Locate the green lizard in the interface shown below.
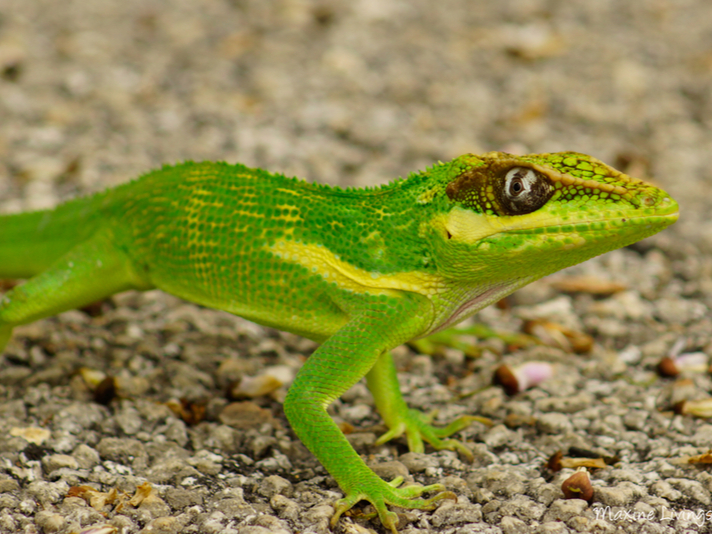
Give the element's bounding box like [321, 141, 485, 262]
[0, 152, 677, 531]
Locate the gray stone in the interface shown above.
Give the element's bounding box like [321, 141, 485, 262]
[483, 425, 514, 449]
[472, 487, 497, 504]
[527, 478, 560, 507]
[238, 528, 274, 534]
[146, 458, 201, 484]
[469, 443, 498, 466]
[369, 460, 409, 482]
[249, 514, 292, 534]
[26, 481, 68, 504]
[344, 431, 377, 449]
[667, 478, 711, 505]
[34, 510, 65, 532]
[163, 417, 189, 447]
[164, 487, 205, 509]
[0, 400, 27, 421]
[72, 444, 101, 470]
[0, 495, 19, 510]
[115, 404, 144, 436]
[254, 451, 293, 472]
[498, 495, 546, 522]
[654, 297, 707, 325]
[269, 494, 300, 521]
[301, 504, 333, 531]
[58, 496, 106, 525]
[500, 516, 530, 534]
[537, 413, 573, 434]
[622, 410, 648, 430]
[0, 475, 20, 493]
[96, 437, 147, 464]
[188, 451, 223, 476]
[256, 475, 293, 498]
[535, 521, 571, 534]
[54, 403, 109, 434]
[0, 510, 17, 532]
[42, 454, 79, 474]
[400, 452, 439, 473]
[431, 499, 483, 526]
[141, 516, 188, 534]
[593, 482, 645, 506]
[441, 475, 472, 500]
[542, 499, 588, 522]
[481, 470, 527, 498]
[535, 394, 593, 414]
[649, 480, 682, 501]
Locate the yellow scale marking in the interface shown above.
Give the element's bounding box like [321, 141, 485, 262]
[269, 239, 445, 298]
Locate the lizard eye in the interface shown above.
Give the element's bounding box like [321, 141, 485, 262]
[499, 167, 552, 215]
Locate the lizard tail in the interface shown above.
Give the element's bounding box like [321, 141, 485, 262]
[0, 195, 102, 279]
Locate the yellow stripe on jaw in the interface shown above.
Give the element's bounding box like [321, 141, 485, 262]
[440, 206, 574, 245]
[268, 239, 445, 297]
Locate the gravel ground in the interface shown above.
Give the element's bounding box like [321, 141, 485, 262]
[2, 1, 712, 533]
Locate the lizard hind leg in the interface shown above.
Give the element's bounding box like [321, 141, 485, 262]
[366, 351, 490, 462]
[0, 229, 153, 352]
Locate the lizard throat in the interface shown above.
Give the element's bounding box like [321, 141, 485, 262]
[426, 278, 532, 336]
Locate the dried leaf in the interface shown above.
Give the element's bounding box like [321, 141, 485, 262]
[546, 450, 608, 472]
[675, 398, 712, 418]
[128, 482, 155, 507]
[165, 398, 207, 426]
[10, 427, 51, 445]
[77, 525, 118, 534]
[551, 276, 626, 296]
[523, 319, 593, 353]
[504, 413, 537, 428]
[218, 401, 278, 430]
[560, 457, 608, 470]
[230, 374, 283, 398]
[93, 376, 118, 405]
[78, 367, 107, 388]
[67, 486, 120, 511]
[547, 451, 563, 472]
[686, 451, 712, 464]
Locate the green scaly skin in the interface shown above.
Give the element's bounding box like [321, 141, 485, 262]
[0, 152, 678, 532]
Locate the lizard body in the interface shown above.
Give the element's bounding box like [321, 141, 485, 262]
[0, 152, 678, 531]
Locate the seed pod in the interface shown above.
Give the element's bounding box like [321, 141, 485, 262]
[561, 468, 594, 503]
[494, 361, 553, 395]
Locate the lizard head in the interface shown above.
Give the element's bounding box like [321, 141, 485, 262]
[424, 151, 679, 284]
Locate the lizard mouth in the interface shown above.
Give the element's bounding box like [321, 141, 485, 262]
[443, 194, 678, 245]
[508, 197, 679, 237]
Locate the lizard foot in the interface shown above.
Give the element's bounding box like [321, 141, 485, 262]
[376, 408, 491, 462]
[331, 476, 456, 533]
[408, 324, 537, 357]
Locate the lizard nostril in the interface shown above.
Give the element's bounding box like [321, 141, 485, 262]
[642, 195, 656, 207]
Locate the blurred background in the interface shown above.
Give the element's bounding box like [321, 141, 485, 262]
[2, 2, 712, 531]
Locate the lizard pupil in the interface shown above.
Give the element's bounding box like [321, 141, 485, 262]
[504, 167, 535, 200]
[500, 166, 552, 215]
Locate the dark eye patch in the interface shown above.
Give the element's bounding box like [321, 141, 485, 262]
[446, 162, 554, 216]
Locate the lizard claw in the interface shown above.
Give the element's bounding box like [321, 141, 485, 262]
[330, 477, 456, 533]
[375, 409, 490, 462]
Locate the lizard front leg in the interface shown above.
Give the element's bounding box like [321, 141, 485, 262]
[282, 292, 455, 533]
